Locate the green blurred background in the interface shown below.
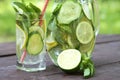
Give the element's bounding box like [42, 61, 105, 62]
[0, 0, 120, 43]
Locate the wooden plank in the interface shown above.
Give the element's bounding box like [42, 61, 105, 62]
[0, 40, 120, 80]
[0, 56, 120, 80]
[0, 42, 16, 57]
[96, 34, 120, 44]
[0, 35, 120, 57]
[93, 41, 120, 66]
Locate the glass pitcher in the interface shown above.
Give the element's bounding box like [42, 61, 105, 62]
[46, 0, 99, 66]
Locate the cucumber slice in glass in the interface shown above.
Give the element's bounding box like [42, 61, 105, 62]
[57, 49, 81, 73]
[57, 1, 81, 24]
[27, 32, 43, 55]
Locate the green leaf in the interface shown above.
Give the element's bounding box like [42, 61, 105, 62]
[58, 24, 72, 33]
[53, 3, 62, 15]
[84, 68, 91, 78]
[13, 2, 28, 12]
[88, 61, 95, 76]
[29, 3, 41, 14]
[48, 18, 58, 31]
[13, 6, 19, 13]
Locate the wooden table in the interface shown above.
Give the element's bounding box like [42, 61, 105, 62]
[0, 35, 120, 80]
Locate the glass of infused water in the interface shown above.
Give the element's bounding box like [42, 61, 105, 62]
[13, 1, 47, 72]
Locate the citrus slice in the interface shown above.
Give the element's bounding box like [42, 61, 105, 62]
[57, 1, 81, 24]
[27, 32, 43, 55]
[57, 49, 81, 73]
[76, 21, 94, 44]
[46, 32, 58, 51]
[79, 37, 95, 54]
[16, 25, 27, 49]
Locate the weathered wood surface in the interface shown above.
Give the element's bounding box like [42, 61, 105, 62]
[0, 35, 120, 80]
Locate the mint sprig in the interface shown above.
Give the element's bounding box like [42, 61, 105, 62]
[13, 1, 41, 33]
[80, 54, 95, 78]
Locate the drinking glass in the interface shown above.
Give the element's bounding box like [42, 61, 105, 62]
[14, 0, 47, 72]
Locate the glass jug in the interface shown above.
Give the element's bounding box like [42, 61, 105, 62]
[46, 0, 99, 66]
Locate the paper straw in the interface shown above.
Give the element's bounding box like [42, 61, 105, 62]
[39, 0, 49, 26]
[20, 50, 27, 63]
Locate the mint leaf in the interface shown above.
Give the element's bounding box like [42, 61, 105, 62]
[13, 2, 28, 12]
[89, 61, 95, 77]
[84, 68, 91, 78]
[53, 3, 62, 15]
[29, 3, 41, 14]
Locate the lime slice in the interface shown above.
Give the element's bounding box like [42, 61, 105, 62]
[57, 1, 81, 24]
[16, 25, 27, 49]
[79, 37, 95, 54]
[57, 49, 81, 73]
[76, 21, 94, 44]
[46, 32, 58, 51]
[27, 32, 43, 55]
[29, 26, 44, 39]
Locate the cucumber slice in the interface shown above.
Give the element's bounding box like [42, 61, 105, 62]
[57, 49, 81, 73]
[57, 1, 81, 24]
[82, 3, 91, 20]
[27, 32, 43, 55]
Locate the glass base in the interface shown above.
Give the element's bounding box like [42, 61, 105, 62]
[16, 61, 46, 72]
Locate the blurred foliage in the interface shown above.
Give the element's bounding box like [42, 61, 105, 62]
[0, 0, 15, 42]
[0, 0, 120, 42]
[99, 0, 120, 34]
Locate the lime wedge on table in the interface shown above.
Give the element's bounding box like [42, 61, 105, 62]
[16, 26, 27, 49]
[57, 1, 81, 24]
[76, 21, 94, 44]
[27, 32, 43, 55]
